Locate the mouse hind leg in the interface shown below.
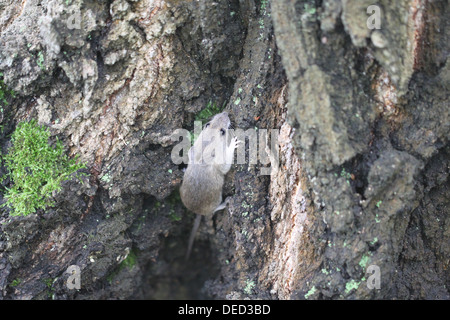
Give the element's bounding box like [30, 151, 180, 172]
[213, 196, 232, 213]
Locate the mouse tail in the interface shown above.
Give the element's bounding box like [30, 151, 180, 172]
[185, 214, 202, 260]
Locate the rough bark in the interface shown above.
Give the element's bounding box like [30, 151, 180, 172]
[271, 0, 449, 299]
[0, 0, 448, 300]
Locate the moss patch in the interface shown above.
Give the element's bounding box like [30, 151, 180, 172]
[195, 101, 225, 124]
[1, 120, 86, 216]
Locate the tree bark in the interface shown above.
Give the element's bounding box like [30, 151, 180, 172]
[0, 0, 448, 299]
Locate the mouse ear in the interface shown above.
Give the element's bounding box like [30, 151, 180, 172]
[204, 122, 210, 128]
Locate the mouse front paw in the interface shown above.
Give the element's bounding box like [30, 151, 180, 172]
[230, 137, 243, 150]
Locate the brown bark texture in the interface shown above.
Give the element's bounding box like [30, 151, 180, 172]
[0, 0, 448, 299]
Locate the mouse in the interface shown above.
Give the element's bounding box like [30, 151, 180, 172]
[180, 111, 241, 260]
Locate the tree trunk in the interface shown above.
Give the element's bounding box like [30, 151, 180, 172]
[0, 0, 448, 299]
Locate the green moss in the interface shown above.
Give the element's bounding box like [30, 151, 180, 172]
[166, 190, 182, 222]
[1, 120, 86, 216]
[43, 278, 53, 288]
[321, 268, 330, 275]
[375, 213, 381, 223]
[10, 278, 21, 287]
[241, 201, 250, 209]
[340, 168, 352, 180]
[345, 279, 360, 294]
[169, 208, 182, 221]
[100, 172, 112, 183]
[36, 51, 45, 70]
[358, 253, 371, 271]
[243, 279, 255, 295]
[43, 278, 55, 298]
[258, 18, 265, 29]
[120, 250, 137, 270]
[107, 249, 138, 284]
[195, 101, 224, 124]
[304, 285, 316, 299]
[304, 3, 316, 15]
[260, 0, 268, 12]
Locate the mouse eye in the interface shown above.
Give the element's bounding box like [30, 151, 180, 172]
[220, 128, 226, 136]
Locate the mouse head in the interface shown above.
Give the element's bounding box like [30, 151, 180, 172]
[190, 112, 232, 165]
[203, 112, 231, 135]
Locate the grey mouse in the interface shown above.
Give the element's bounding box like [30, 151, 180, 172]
[180, 112, 241, 260]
